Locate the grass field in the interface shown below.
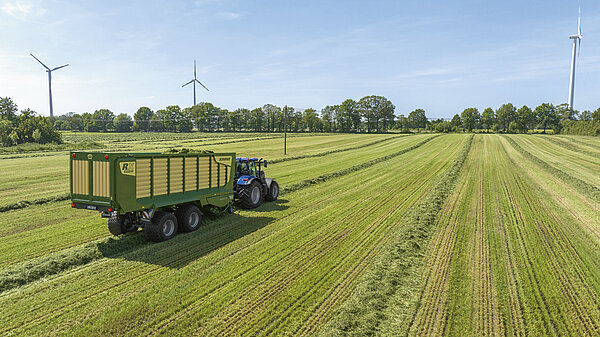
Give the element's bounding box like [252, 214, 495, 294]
[0, 132, 598, 336]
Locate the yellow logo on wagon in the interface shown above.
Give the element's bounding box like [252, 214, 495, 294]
[215, 156, 232, 166]
[120, 162, 136, 176]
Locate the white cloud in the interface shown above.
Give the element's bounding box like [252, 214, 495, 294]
[1, 0, 46, 21]
[218, 11, 241, 20]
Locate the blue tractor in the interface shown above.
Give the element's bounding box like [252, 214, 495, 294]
[234, 157, 279, 209]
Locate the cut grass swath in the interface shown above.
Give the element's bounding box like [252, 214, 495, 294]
[319, 135, 473, 336]
[504, 135, 600, 203]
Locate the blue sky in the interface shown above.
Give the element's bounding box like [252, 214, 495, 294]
[1, 0, 599, 118]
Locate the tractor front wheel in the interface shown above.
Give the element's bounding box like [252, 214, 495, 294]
[238, 180, 263, 209]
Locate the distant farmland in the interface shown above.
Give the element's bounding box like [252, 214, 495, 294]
[0, 132, 598, 336]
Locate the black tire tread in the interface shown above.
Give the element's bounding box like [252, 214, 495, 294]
[265, 180, 279, 202]
[144, 211, 177, 242]
[176, 205, 203, 233]
[237, 180, 263, 209]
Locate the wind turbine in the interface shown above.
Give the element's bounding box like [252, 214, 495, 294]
[567, 8, 583, 110]
[182, 60, 209, 106]
[30, 54, 69, 117]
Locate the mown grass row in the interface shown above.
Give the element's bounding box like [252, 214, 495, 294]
[504, 136, 600, 203]
[0, 135, 436, 293]
[541, 136, 600, 158]
[0, 136, 465, 335]
[514, 135, 600, 188]
[405, 135, 600, 336]
[0, 141, 101, 155]
[269, 134, 405, 164]
[281, 135, 438, 194]
[319, 134, 473, 336]
[0, 193, 69, 213]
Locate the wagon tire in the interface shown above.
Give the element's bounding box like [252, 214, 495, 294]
[144, 211, 178, 242]
[238, 180, 263, 209]
[176, 205, 203, 233]
[108, 215, 135, 236]
[265, 180, 279, 202]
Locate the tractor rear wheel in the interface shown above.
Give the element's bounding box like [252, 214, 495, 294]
[144, 211, 178, 242]
[265, 180, 279, 201]
[108, 215, 135, 236]
[176, 205, 203, 233]
[238, 180, 263, 209]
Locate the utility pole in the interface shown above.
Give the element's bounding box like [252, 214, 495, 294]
[283, 105, 287, 155]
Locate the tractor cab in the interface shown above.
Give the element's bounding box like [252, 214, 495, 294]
[235, 157, 267, 180]
[233, 157, 278, 209]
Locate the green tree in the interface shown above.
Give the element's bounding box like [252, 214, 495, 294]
[580, 110, 592, 121]
[302, 108, 319, 132]
[149, 114, 165, 132]
[450, 114, 462, 131]
[0, 119, 13, 146]
[82, 112, 96, 132]
[534, 103, 558, 134]
[114, 113, 133, 132]
[250, 107, 265, 131]
[64, 112, 83, 131]
[358, 95, 395, 132]
[460, 107, 479, 132]
[516, 105, 534, 133]
[408, 109, 428, 132]
[396, 114, 408, 132]
[0, 97, 18, 122]
[340, 99, 360, 132]
[496, 103, 516, 132]
[133, 107, 154, 131]
[175, 106, 193, 132]
[481, 107, 495, 132]
[434, 120, 452, 133]
[592, 107, 600, 121]
[321, 105, 336, 132]
[192, 102, 220, 131]
[92, 109, 115, 131]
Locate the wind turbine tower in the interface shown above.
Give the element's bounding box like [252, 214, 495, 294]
[182, 60, 209, 106]
[567, 8, 583, 110]
[30, 54, 69, 117]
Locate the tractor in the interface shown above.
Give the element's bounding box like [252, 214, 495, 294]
[234, 157, 279, 209]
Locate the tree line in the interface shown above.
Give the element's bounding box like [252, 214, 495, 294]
[428, 103, 600, 134]
[52, 95, 396, 133]
[0, 97, 62, 146]
[2, 93, 600, 148]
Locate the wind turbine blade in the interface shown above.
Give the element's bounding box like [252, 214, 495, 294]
[578, 7, 581, 36]
[194, 60, 196, 79]
[51, 64, 69, 71]
[30, 53, 50, 70]
[182, 79, 194, 87]
[196, 80, 209, 91]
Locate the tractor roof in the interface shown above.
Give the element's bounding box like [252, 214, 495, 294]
[236, 157, 259, 162]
